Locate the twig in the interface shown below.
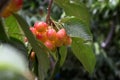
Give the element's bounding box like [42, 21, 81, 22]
[101, 21, 115, 48]
[46, 0, 53, 24]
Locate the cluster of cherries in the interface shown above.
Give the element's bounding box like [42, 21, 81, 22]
[0, 0, 23, 17]
[30, 22, 72, 51]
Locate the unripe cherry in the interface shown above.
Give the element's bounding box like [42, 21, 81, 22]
[34, 22, 48, 32]
[44, 40, 55, 50]
[46, 28, 57, 41]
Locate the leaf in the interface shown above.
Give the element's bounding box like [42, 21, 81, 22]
[5, 15, 24, 41]
[9, 37, 28, 57]
[13, 13, 50, 80]
[63, 18, 92, 41]
[0, 43, 34, 80]
[59, 46, 67, 66]
[54, 0, 95, 73]
[54, 0, 90, 27]
[71, 37, 96, 73]
[55, 0, 92, 41]
[0, 18, 9, 41]
[0, 43, 28, 72]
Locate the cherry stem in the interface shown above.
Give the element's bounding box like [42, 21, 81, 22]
[46, 0, 53, 24]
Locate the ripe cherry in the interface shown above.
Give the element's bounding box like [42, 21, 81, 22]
[30, 27, 38, 35]
[56, 28, 67, 41]
[30, 51, 35, 61]
[36, 32, 47, 42]
[44, 40, 55, 50]
[11, 0, 23, 11]
[46, 28, 57, 41]
[55, 38, 63, 47]
[64, 36, 72, 46]
[34, 22, 48, 32]
[0, 0, 23, 18]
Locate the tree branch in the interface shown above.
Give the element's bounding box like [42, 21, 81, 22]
[101, 21, 115, 48]
[46, 0, 53, 24]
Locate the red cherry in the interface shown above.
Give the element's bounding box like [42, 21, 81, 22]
[0, 0, 23, 18]
[36, 32, 47, 42]
[55, 38, 63, 47]
[44, 40, 55, 50]
[12, 0, 23, 11]
[14, 0, 23, 7]
[34, 22, 48, 32]
[46, 28, 57, 41]
[30, 27, 38, 35]
[64, 36, 72, 46]
[56, 28, 67, 41]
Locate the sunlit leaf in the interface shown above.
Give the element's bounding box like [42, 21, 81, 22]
[54, 0, 90, 27]
[71, 37, 96, 73]
[5, 15, 24, 41]
[63, 18, 92, 41]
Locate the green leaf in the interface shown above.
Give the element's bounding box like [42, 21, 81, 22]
[13, 14, 50, 80]
[59, 46, 67, 66]
[5, 16, 24, 41]
[71, 37, 96, 73]
[9, 37, 28, 57]
[63, 18, 92, 41]
[54, 0, 90, 27]
[0, 18, 9, 41]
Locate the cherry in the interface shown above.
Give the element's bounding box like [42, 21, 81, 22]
[64, 36, 72, 46]
[30, 51, 35, 61]
[36, 32, 47, 42]
[46, 28, 57, 41]
[34, 22, 48, 32]
[44, 40, 55, 50]
[56, 28, 67, 42]
[30, 21, 72, 51]
[0, 0, 23, 18]
[11, 0, 23, 11]
[55, 38, 63, 47]
[30, 27, 38, 35]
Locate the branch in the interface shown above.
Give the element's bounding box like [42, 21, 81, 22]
[101, 21, 115, 48]
[46, 0, 53, 24]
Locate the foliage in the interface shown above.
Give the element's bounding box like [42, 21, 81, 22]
[0, 0, 97, 80]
